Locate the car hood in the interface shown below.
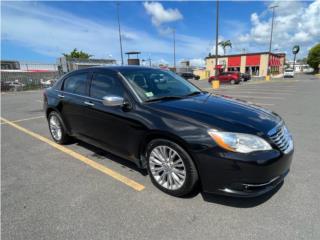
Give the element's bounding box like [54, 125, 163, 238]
[148, 93, 281, 135]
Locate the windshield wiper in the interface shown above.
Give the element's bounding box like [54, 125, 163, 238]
[145, 96, 184, 102]
[184, 91, 202, 97]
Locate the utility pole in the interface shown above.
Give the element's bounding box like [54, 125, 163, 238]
[214, 0, 219, 77]
[148, 55, 152, 67]
[173, 28, 176, 70]
[116, 2, 124, 65]
[267, 5, 278, 78]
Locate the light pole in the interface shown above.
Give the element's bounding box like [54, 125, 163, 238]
[116, 2, 124, 65]
[292, 45, 300, 73]
[173, 28, 176, 70]
[214, 0, 219, 78]
[267, 5, 278, 79]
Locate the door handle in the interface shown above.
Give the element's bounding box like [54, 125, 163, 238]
[58, 94, 64, 99]
[84, 101, 95, 106]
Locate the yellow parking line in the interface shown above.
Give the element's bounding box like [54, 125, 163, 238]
[1, 117, 145, 191]
[1, 116, 45, 125]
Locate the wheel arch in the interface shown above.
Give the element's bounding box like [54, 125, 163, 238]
[46, 107, 71, 135]
[139, 130, 199, 171]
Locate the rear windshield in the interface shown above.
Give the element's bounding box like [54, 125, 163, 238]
[285, 69, 294, 72]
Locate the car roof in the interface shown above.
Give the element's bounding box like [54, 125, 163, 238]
[86, 65, 160, 72]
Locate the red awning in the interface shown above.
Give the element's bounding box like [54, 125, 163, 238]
[246, 55, 260, 66]
[228, 56, 241, 67]
[269, 56, 281, 66]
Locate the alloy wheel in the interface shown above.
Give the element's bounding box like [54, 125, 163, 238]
[49, 115, 62, 141]
[149, 145, 186, 190]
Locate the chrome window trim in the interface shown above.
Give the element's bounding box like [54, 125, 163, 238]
[56, 71, 138, 104]
[54, 89, 103, 103]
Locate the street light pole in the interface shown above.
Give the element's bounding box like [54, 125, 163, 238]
[267, 5, 278, 77]
[116, 2, 124, 65]
[214, 0, 219, 77]
[173, 28, 176, 70]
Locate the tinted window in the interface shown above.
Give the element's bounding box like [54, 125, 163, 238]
[63, 73, 88, 95]
[53, 78, 64, 90]
[120, 68, 199, 101]
[90, 73, 124, 99]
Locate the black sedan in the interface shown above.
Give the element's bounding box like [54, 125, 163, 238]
[240, 72, 251, 81]
[44, 66, 293, 197]
[180, 72, 200, 80]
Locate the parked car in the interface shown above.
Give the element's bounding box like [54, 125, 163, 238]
[3, 80, 26, 91]
[284, 69, 295, 78]
[44, 66, 293, 197]
[208, 71, 241, 84]
[240, 72, 251, 81]
[180, 72, 200, 80]
[41, 79, 56, 88]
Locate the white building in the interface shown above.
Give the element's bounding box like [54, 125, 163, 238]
[287, 61, 313, 73]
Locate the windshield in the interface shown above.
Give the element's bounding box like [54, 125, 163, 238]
[120, 68, 201, 101]
[285, 69, 294, 72]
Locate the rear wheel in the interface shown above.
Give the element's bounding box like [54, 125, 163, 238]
[146, 139, 198, 197]
[48, 111, 71, 144]
[230, 79, 236, 85]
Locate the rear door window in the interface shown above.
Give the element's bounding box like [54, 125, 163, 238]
[63, 73, 88, 95]
[90, 72, 124, 99]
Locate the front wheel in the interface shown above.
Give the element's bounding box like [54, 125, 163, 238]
[230, 79, 236, 85]
[146, 139, 199, 197]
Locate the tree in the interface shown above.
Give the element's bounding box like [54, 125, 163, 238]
[307, 43, 320, 73]
[218, 40, 232, 55]
[63, 48, 93, 59]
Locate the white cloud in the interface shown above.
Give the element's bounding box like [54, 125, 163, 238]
[1, 2, 207, 65]
[143, 2, 183, 26]
[237, 0, 320, 59]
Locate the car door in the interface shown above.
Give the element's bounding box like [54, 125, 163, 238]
[83, 70, 146, 160]
[59, 70, 91, 136]
[218, 72, 226, 82]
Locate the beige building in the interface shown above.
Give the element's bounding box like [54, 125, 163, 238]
[205, 52, 286, 77]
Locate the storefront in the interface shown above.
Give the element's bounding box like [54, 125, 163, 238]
[205, 52, 285, 77]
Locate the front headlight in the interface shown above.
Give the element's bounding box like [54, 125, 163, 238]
[208, 130, 272, 153]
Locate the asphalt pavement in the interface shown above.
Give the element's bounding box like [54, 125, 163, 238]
[1, 73, 320, 240]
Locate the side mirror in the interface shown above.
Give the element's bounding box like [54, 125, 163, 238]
[102, 96, 124, 107]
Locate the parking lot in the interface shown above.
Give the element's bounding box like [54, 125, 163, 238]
[2, 73, 320, 240]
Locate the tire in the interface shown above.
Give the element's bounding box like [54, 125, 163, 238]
[146, 139, 199, 197]
[48, 111, 71, 144]
[230, 79, 236, 85]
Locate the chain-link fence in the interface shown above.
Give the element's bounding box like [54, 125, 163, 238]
[1, 71, 61, 91]
[1, 61, 62, 92]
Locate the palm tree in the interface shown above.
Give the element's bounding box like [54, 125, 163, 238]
[218, 40, 232, 55]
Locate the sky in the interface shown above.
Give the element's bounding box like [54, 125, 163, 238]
[1, 0, 320, 66]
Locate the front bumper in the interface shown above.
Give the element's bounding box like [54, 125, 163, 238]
[194, 147, 293, 197]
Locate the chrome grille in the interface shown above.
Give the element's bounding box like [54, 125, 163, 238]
[268, 124, 293, 154]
